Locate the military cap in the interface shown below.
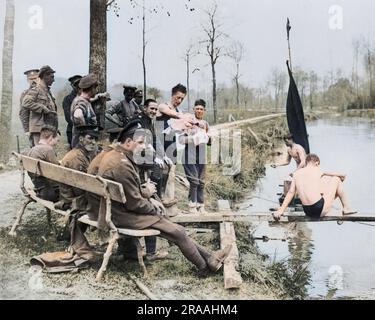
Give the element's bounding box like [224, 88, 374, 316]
[38, 65, 56, 78]
[135, 89, 143, 97]
[68, 75, 82, 86]
[117, 119, 145, 142]
[24, 69, 39, 80]
[76, 124, 102, 138]
[123, 85, 137, 92]
[79, 73, 99, 89]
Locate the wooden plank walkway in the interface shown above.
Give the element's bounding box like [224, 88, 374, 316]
[218, 201, 243, 289]
[171, 211, 375, 223]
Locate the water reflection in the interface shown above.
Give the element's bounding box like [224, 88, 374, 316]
[241, 116, 375, 299]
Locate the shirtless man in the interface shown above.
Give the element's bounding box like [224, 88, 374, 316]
[271, 134, 306, 170]
[273, 153, 356, 221]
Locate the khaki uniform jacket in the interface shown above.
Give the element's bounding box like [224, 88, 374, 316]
[60, 146, 91, 210]
[22, 83, 58, 133]
[27, 143, 59, 192]
[19, 81, 37, 133]
[86, 145, 115, 221]
[98, 145, 161, 229]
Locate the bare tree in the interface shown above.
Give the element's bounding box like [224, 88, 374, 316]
[308, 71, 318, 110]
[89, 0, 115, 93]
[352, 39, 361, 101]
[293, 68, 309, 107]
[201, 2, 226, 123]
[0, 0, 15, 162]
[147, 87, 162, 100]
[142, 0, 147, 101]
[268, 68, 287, 111]
[183, 44, 199, 111]
[226, 41, 245, 108]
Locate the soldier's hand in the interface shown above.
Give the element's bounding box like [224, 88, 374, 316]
[155, 157, 165, 169]
[44, 108, 57, 115]
[141, 181, 156, 198]
[163, 156, 173, 167]
[25, 132, 30, 137]
[150, 198, 165, 216]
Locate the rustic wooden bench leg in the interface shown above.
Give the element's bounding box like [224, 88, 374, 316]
[135, 237, 147, 277]
[96, 231, 119, 282]
[9, 198, 33, 237]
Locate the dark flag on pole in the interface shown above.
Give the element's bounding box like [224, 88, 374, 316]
[286, 18, 291, 40]
[286, 60, 310, 154]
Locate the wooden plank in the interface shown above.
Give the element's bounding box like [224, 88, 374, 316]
[286, 214, 375, 222]
[220, 222, 243, 289]
[78, 215, 160, 237]
[170, 212, 267, 223]
[17, 154, 126, 203]
[170, 211, 375, 223]
[217, 201, 242, 289]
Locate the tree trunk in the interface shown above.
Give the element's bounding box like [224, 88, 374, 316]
[89, 0, 107, 93]
[186, 54, 190, 112]
[0, 0, 15, 163]
[368, 49, 374, 106]
[142, 0, 147, 102]
[235, 62, 240, 108]
[211, 59, 217, 123]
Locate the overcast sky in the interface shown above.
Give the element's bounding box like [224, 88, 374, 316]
[1, 0, 375, 92]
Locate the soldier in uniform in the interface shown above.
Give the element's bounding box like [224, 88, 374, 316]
[27, 125, 60, 202]
[63, 75, 82, 147]
[135, 98, 172, 198]
[19, 69, 39, 147]
[22, 66, 58, 146]
[57, 125, 99, 211]
[105, 85, 137, 129]
[96, 120, 232, 273]
[130, 89, 144, 113]
[70, 74, 99, 148]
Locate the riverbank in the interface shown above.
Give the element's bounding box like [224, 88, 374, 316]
[0, 114, 313, 300]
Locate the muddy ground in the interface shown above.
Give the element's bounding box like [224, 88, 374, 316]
[0, 117, 298, 300]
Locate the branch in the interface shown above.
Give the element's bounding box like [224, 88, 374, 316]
[106, 0, 115, 7]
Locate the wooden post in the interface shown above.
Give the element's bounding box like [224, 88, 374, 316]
[218, 200, 243, 289]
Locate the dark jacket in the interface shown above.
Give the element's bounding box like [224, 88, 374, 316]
[62, 89, 77, 127]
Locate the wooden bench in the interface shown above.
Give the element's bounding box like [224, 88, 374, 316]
[10, 152, 160, 280]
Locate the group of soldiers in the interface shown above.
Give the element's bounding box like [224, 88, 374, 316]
[19, 66, 232, 273]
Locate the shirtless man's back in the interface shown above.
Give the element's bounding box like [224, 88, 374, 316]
[273, 153, 355, 220]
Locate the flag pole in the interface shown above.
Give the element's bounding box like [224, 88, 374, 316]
[286, 18, 293, 72]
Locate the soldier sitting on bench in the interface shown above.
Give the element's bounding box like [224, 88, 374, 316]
[27, 125, 60, 202]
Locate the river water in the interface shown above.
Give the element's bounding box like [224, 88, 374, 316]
[239, 116, 375, 299]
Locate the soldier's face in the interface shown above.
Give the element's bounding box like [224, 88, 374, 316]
[145, 102, 158, 118]
[127, 136, 146, 154]
[48, 134, 60, 147]
[44, 73, 55, 86]
[171, 91, 186, 108]
[81, 134, 98, 152]
[135, 96, 143, 105]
